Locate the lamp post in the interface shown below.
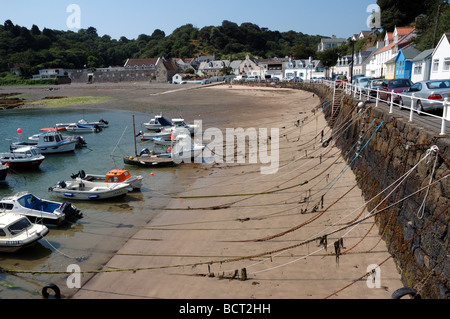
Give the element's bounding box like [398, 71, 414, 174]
[350, 40, 355, 83]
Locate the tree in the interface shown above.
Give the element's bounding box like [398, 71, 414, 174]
[377, 0, 435, 31]
[31, 24, 40, 35]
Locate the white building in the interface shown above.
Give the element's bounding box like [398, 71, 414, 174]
[430, 33, 450, 80]
[367, 27, 415, 78]
[317, 35, 346, 52]
[411, 49, 433, 82]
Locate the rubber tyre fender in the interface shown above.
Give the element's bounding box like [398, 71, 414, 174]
[42, 283, 61, 299]
[391, 287, 421, 299]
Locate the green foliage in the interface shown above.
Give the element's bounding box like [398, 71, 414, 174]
[0, 19, 323, 75]
[0, 72, 57, 86]
[376, 0, 449, 50]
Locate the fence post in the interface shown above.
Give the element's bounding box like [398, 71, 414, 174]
[375, 88, 379, 107]
[440, 97, 449, 136]
[389, 90, 394, 113]
[409, 93, 415, 123]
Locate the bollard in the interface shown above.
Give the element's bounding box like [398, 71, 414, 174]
[409, 93, 415, 123]
[389, 90, 394, 113]
[375, 88, 379, 107]
[440, 97, 449, 136]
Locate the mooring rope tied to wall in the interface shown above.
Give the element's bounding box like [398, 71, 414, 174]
[2, 176, 446, 278]
[239, 144, 444, 244]
[224, 173, 449, 276]
[323, 202, 450, 299]
[164, 98, 365, 197]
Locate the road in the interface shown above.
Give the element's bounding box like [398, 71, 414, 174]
[365, 98, 449, 136]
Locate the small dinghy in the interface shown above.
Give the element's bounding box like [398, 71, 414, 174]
[71, 169, 143, 190]
[49, 178, 133, 200]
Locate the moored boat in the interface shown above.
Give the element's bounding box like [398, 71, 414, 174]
[0, 192, 83, 226]
[56, 118, 109, 129]
[28, 133, 87, 148]
[143, 114, 173, 131]
[0, 213, 49, 253]
[65, 123, 101, 133]
[0, 146, 45, 169]
[11, 131, 76, 154]
[49, 179, 133, 200]
[71, 168, 143, 190]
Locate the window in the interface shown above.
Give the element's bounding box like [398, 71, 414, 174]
[8, 218, 32, 235]
[0, 203, 14, 210]
[414, 64, 422, 75]
[444, 60, 450, 72]
[409, 83, 422, 92]
[432, 59, 439, 72]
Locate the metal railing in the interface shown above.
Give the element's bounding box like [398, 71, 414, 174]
[317, 79, 450, 136]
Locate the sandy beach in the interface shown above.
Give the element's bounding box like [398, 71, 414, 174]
[2, 82, 404, 299]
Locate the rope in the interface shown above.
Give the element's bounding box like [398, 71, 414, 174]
[323, 201, 450, 299]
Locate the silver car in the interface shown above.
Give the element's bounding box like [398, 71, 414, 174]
[398, 79, 450, 114]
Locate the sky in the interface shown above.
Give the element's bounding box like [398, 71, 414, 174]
[0, 0, 380, 40]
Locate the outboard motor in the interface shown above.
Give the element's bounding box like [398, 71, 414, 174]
[94, 125, 102, 133]
[99, 118, 109, 125]
[58, 181, 67, 188]
[139, 148, 151, 156]
[75, 136, 87, 147]
[60, 201, 83, 220]
[78, 170, 86, 179]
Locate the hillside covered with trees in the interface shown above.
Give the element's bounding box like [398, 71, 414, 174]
[0, 19, 323, 77]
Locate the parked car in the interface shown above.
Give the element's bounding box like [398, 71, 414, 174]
[367, 78, 385, 97]
[398, 79, 450, 114]
[351, 74, 365, 84]
[334, 75, 348, 87]
[355, 76, 372, 93]
[378, 78, 413, 103]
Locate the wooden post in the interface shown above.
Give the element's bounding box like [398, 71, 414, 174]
[240, 268, 247, 281]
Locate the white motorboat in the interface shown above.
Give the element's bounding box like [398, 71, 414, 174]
[49, 178, 133, 200]
[28, 133, 87, 148]
[56, 118, 109, 129]
[11, 131, 76, 154]
[71, 169, 143, 190]
[143, 115, 173, 131]
[65, 123, 101, 133]
[171, 118, 197, 134]
[0, 146, 45, 169]
[0, 213, 49, 253]
[0, 192, 83, 226]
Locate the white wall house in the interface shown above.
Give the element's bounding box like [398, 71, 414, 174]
[367, 27, 415, 78]
[430, 33, 450, 80]
[284, 58, 324, 80]
[411, 49, 433, 82]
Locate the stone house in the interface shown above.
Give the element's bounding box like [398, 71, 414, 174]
[155, 58, 181, 83]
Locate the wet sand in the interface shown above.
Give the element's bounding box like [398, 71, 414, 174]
[2, 82, 404, 299]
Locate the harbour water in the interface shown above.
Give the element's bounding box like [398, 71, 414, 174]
[0, 107, 194, 298]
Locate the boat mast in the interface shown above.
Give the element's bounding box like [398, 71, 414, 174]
[132, 115, 137, 157]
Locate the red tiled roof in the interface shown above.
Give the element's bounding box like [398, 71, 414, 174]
[395, 27, 415, 36]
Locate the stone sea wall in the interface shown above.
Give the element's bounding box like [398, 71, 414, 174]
[249, 81, 449, 299]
